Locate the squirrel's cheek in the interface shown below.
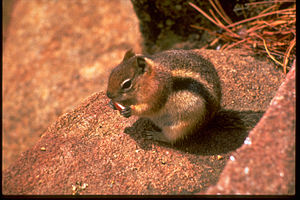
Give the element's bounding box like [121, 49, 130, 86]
[130, 105, 135, 111]
[130, 105, 138, 115]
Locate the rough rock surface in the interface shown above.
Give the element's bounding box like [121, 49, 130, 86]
[3, 50, 286, 195]
[206, 64, 295, 195]
[3, 0, 141, 171]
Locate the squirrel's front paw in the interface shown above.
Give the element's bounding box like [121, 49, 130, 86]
[108, 100, 117, 110]
[120, 106, 132, 118]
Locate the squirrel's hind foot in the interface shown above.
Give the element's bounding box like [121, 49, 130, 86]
[144, 131, 169, 143]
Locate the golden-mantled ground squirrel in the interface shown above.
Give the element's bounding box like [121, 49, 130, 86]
[106, 49, 221, 144]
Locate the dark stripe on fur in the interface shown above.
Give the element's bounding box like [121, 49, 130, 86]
[172, 77, 216, 119]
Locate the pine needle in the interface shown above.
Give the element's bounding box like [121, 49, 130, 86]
[189, 1, 296, 73]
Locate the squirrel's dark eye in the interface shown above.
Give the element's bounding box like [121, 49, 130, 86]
[121, 79, 132, 90]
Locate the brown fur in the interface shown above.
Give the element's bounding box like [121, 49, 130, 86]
[107, 49, 221, 143]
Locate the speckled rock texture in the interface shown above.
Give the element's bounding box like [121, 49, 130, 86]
[2, 49, 286, 195]
[3, 0, 141, 171]
[206, 63, 295, 195]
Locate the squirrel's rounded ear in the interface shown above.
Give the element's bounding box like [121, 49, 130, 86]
[123, 49, 135, 61]
[136, 57, 154, 74]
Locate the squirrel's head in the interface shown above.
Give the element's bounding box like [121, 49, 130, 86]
[106, 49, 155, 106]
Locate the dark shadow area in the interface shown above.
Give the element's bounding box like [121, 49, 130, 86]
[3, 0, 16, 45]
[124, 109, 264, 155]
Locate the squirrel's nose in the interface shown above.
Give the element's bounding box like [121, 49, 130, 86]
[106, 91, 113, 99]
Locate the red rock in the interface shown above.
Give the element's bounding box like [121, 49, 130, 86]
[3, 0, 141, 171]
[2, 52, 287, 195]
[206, 63, 295, 195]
